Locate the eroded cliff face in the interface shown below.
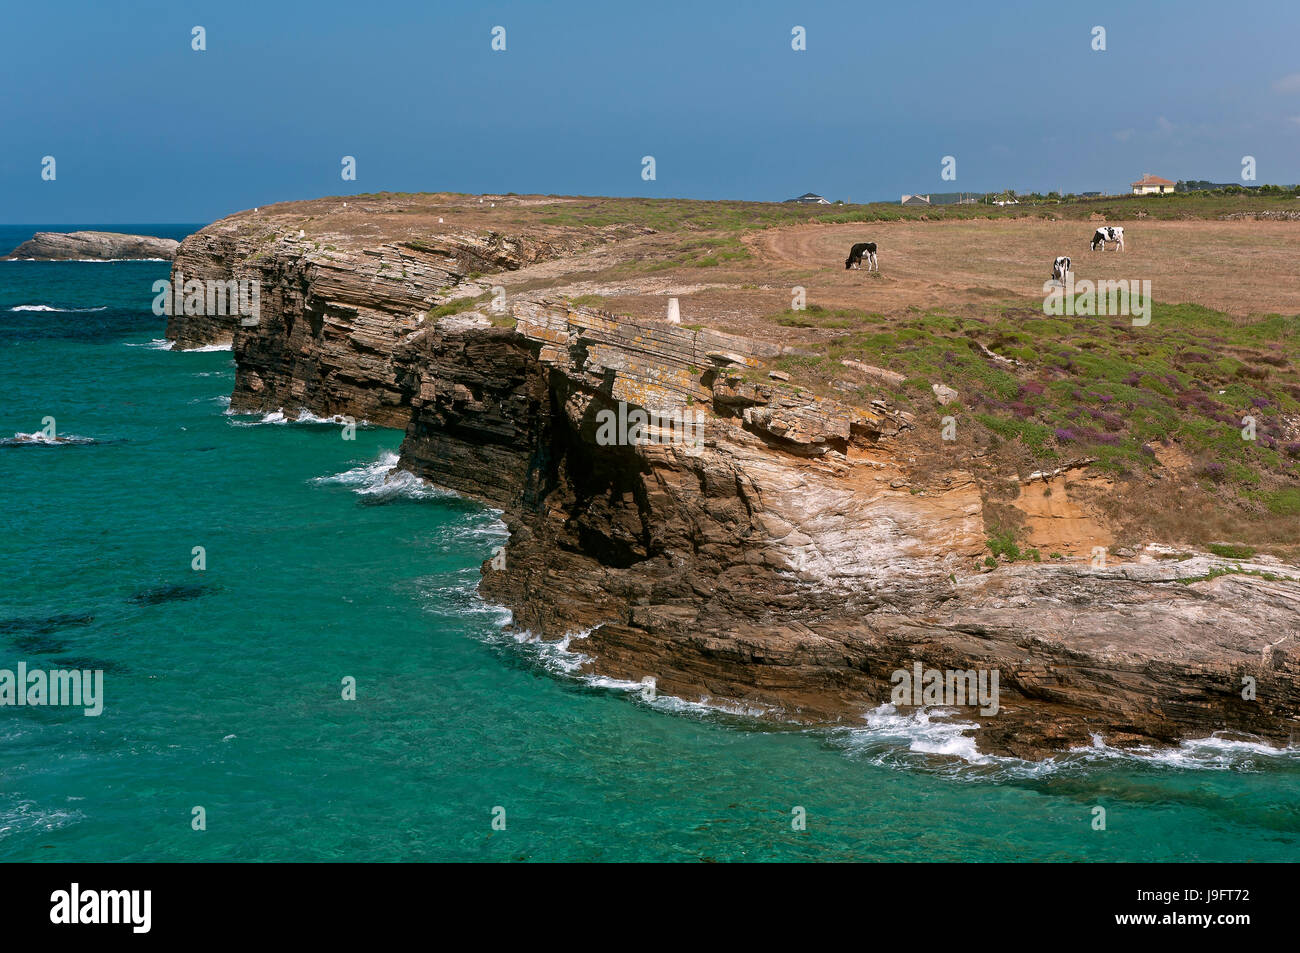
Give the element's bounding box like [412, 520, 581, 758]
[166, 205, 620, 425]
[167, 202, 1300, 759]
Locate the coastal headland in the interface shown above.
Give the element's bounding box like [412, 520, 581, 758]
[164, 191, 1300, 759]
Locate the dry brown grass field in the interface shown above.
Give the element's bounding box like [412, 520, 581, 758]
[750, 219, 1300, 316]
[540, 218, 1300, 337]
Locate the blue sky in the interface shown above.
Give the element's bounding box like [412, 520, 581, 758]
[3, 0, 1298, 223]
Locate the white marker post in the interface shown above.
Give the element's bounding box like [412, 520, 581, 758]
[666, 297, 681, 325]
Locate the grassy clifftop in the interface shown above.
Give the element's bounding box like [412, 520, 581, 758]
[767, 298, 1299, 554]
[213, 190, 1300, 558]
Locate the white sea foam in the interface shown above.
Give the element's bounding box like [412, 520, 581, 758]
[314, 449, 399, 484]
[838, 705, 989, 766]
[126, 339, 230, 352]
[430, 515, 509, 550]
[229, 407, 366, 428]
[0, 798, 84, 841]
[189, 394, 232, 407]
[125, 338, 174, 350]
[2, 432, 97, 447]
[487, 622, 773, 719]
[227, 409, 288, 426]
[419, 574, 515, 625]
[1063, 732, 1298, 772]
[832, 706, 1300, 779]
[9, 304, 108, 312]
[312, 450, 455, 501]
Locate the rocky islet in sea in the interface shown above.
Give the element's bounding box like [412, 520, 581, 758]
[3, 230, 180, 261]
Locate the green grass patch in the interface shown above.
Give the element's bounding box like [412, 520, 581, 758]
[1208, 543, 1257, 559]
[426, 294, 491, 320]
[987, 529, 1022, 561]
[1265, 488, 1300, 516]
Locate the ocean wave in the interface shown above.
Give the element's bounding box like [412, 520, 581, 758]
[188, 393, 233, 408]
[425, 515, 508, 552]
[420, 580, 515, 626]
[832, 708, 1300, 779]
[0, 798, 85, 842]
[1062, 732, 1299, 772]
[312, 450, 455, 502]
[8, 304, 108, 312]
[836, 706, 990, 768]
[125, 338, 174, 350]
[313, 449, 400, 482]
[228, 407, 367, 428]
[125, 339, 228, 352]
[1, 432, 98, 447]
[485, 622, 774, 719]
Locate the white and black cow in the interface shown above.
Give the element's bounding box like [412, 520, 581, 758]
[845, 241, 878, 271]
[1051, 256, 1071, 284]
[1090, 226, 1124, 251]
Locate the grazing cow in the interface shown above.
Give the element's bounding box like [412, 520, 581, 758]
[1052, 256, 1071, 284]
[1090, 226, 1124, 251]
[845, 241, 878, 271]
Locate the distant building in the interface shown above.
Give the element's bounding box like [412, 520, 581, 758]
[901, 194, 932, 206]
[1131, 174, 1175, 196]
[786, 192, 831, 204]
[1080, 191, 1103, 198]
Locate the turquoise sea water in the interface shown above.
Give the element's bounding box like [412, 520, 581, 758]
[1, 224, 1297, 862]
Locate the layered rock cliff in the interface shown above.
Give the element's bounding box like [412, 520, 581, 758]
[166, 196, 1300, 759]
[4, 230, 179, 260]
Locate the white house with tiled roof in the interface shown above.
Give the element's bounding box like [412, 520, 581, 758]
[786, 192, 831, 204]
[1131, 174, 1175, 195]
